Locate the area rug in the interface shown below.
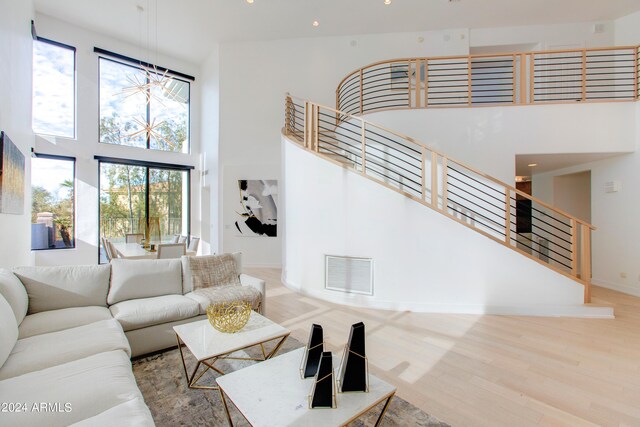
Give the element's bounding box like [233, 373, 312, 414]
[132, 337, 449, 426]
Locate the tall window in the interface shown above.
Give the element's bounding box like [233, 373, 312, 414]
[99, 160, 190, 261]
[32, 38, 76, 138]
[99, 57, 190, 153]
[31, 155, 75, 250]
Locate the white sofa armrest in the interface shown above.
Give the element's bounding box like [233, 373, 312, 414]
[239, 274, 266, 315]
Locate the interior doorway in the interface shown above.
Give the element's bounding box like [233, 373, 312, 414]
[553, 170, 592, 276]
[514, 180, 533, 254]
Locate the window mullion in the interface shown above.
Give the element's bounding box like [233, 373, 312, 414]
[146, 72, 151, 150]
[145, 167, 150, 240]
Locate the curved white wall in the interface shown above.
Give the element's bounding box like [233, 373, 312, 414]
[282, 136, 613, 317]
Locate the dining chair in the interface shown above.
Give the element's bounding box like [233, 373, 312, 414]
[109, 241, 120, 260]
[177, 235, 188, 244]
[157, 243, 186, 259]
[188, 237, 200, 253]
[126, 233, 144, 244]
[101, 237, 113, 262]
[170, 234, 180, 244]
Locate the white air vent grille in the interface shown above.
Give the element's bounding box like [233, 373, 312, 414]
[325, 255, 373, 295]
[604, 181, 621, 193]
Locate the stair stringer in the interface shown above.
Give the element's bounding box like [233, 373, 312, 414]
[282, 135, 613, 318]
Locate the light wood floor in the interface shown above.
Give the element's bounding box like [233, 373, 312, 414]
[247, 267, 640, 427]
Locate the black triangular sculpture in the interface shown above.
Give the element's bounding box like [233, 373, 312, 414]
[310, 351, 334, 408]
[301, 324, 324, 378]
[339, 322, 367, 392]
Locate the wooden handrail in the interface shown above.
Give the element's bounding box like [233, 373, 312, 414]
[336, 44, 640, 114]
[337, 44, 640, 87]
[284, 94, 595, 300]
[289, 94, 595, 230]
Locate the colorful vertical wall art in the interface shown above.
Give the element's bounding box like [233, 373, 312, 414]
[0, 131, 25, 215]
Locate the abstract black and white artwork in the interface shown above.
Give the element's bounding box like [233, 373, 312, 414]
[235, 179, 277, 237]
[0, 132, 25, 215]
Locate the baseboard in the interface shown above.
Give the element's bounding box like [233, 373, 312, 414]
[244, 263, 282, 269]
[592, 279, 640, 297]
[282, 278, 614, 319]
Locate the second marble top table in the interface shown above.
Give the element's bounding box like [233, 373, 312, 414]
[216, 347, 396, 426]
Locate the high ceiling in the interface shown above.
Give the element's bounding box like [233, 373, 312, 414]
[34, 0, 640, 64]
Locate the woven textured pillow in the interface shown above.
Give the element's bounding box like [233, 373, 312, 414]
[188, 254, 241, 290]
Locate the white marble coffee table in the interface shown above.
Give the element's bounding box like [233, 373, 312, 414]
[216, 347, 396, 427]
[173, 312, 290, 391]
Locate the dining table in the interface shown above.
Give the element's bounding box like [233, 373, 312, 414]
[112, 242, 196, 260]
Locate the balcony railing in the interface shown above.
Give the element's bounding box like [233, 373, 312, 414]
[337, 45, 640, 115]
[285, 95, 595, 302]
[100, 216, 183, 241]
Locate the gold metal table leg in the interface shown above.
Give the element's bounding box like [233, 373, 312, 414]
[266, 333, 290, 359]
[219, 388, 234, 427]
[176, 335, 190, 382]
[175, 332, 290, 390]
[190, 362, 211, 388]
[201, 358, 226, 376]
[259, 342, 267, 359]
[374, 394, 395, 427]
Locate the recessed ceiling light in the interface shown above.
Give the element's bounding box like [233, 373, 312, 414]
[312, 20, 319, 27]
[384, 0, 392, 5]
[246, 0, 253, 3]
[527, 163, 538, 167]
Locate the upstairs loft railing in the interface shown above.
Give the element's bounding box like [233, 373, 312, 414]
[337, 45, 640, 114]
[284, 95, 595, 303]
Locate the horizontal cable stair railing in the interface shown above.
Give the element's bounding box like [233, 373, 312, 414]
[336, 45, 640, 114]
[637, 45, 640, 99]
[284, 94, 595, 303]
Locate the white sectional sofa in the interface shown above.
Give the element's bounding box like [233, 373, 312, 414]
[0, 253, 265, 427]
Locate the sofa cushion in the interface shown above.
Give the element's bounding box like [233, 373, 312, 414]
[181, 252, 242, 294]
[0, 294, 18, 368]
[0, 350, 143, 427]
[109, 258, 182, 305]
[13, 265, 111, 314]
[186, 286, 262, 314]
[68, 397, 154, 427]
[109, 294, 200, 332]
[0, 269, 28, 324]
[0, 319, 130, 380]
[18, 306, 114, 339]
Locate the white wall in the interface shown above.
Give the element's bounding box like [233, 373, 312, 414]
[553, 171, 591, 223]
[615, 10, 640, 45]
[366, 103, 636, 183]
[533, 103, 640, 297]
[218, 29, 469, 267]
[0, 0, 34, 268]
[282, 136, 612, 317]
[471, 21, 616, 50]
[31, 14, 204, 266]
[200, 46, 220, 256]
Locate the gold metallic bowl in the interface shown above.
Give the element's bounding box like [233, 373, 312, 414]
[206, 301, 251, 333]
